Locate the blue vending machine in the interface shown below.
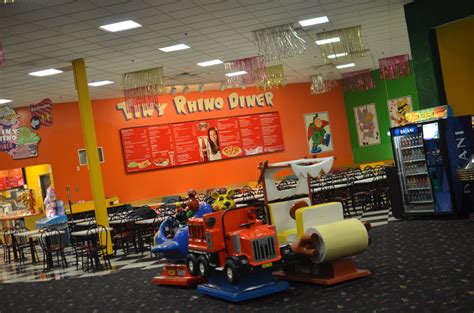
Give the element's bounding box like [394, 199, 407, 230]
[390, 115, 473, 217]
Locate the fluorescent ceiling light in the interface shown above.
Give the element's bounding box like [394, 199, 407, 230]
[159, 44, 190, 52]
[298, 16, 329, 27]
[225, 71, 247, 77]
[88, 80, 114, 87]
[99, 20, 142, 32]
[336, 63, 355, 69]
[316, 37, 340, 45]
[29, 68, 63, 77]
[197, 59, 223, 67]
[327, 52, 348, 59]
[0, 99, 13, 104]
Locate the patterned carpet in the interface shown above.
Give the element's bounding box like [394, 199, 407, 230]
[0, 218, 472, 312]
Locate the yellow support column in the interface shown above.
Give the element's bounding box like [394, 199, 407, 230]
[72, 58, 112, 254]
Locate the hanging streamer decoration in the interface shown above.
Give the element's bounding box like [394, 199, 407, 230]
[252, 23, 307, 62]
[310, 74, 338, 94]
[122, 67, 165, 108]
[317, 26, 367, 63]
[257, 64, 286, 90]
[379, 54, 411, 80]
[224, 56, 267, 87]
[342, 69, 376, 92]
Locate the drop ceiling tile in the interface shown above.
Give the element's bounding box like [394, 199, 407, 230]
[17, 8, 62, 22]
[105, 1, 151, 14]
[35, 15, 81, 28]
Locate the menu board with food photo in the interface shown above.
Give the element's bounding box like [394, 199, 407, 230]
[0, 168, 25, 191]
[120, 112, 284, 173]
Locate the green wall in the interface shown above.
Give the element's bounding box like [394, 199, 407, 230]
[344, 67, 420, 164]
[404, 0, 473, 108]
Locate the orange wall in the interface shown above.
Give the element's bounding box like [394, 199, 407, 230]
[0, 83, 352, 203]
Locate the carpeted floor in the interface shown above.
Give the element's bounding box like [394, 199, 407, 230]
[0, 219, 473, 313]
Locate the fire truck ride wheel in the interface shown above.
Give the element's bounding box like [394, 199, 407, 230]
[186, 254, 199, 276]
[197, 255, 211, 278]
[224, 259, 240, 285]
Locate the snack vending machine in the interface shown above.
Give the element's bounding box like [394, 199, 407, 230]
[390, 115, 473, 217]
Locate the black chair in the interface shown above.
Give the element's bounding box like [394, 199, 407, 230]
[137, 217, 161, 257]
[112, 212, 137, 255]
[16, 227, 39, 265]
[1, 228, 17, 263]
[39, 228, 68, 271]
[83, 225, 112, 272]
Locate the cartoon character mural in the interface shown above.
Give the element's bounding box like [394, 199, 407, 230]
[304, 112, 333, 154]
[387, 96, 413, 127]
[354, 104, 381, 147]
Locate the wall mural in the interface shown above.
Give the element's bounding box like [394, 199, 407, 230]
[304, 112, 333, 154]
[354, 103, 381, 147]
[0, 104, 41, 159]
[387, 95, 413, 127]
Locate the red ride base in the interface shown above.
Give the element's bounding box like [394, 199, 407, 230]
[151, 264, 205, 287]
[274, 259, 370, 286]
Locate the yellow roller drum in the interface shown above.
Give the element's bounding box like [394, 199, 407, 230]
[310, 219, 369, 263]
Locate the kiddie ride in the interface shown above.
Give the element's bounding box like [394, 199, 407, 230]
[186, 204, 290, 301]
[151, 190, 212, 287]
[258, 157, 372, 285]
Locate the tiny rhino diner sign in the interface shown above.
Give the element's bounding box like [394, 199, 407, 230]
[116, 91, 274, 120]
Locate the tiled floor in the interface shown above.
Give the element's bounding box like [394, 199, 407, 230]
[0, 207, 395, 284]
[0, 247, 165, 284]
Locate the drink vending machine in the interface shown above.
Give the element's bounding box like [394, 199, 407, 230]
[389, 115, 473, 217]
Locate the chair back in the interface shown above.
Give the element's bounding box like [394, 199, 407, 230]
[40, 228, 64, 250]
[15, 227, 30, 246]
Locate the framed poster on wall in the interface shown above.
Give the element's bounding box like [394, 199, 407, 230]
[304, 112, 333, 154]
[354, 103, 381, 147]
[120, 112, 284, 173]
[387, 95, 413, 127]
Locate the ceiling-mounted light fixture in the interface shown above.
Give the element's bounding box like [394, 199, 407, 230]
[197, 59, 223, 67]
[182, 85, 190, 94]
[316, 37, 340, 45]
[0, 99, 13, 104]
[336, 63, 355, 69]
[88, 80, 114, 87]
[298, 16, 329, 27]
[99, 20, 142, 32]
[219, 82, 226, 91]
[198, 83, 205, 93]
[29, 68, 63, 77]
[159, 44, 190, 52]
[170, 86, 177, 95]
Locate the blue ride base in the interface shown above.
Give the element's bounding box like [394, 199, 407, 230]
[197, 270, 289, 302]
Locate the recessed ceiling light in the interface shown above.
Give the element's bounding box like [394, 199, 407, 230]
[159, 44, 190, 52]
[29, 68, 63, 77]
[0, 99, 13, 104]
[197, 59, 223, 67]
[327, 52, 348, 59]
[88, 80, 114, 87]
[225, 71, 247, 77]
[336, 63, 355, 69]
[99, 20, 142, 32]
[316, 37, 340, 45]
[298, 16, 329, 27]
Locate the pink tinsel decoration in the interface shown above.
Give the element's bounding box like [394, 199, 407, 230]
[225, 56, 267, 87]
[342, 69, 376, 92]
[379, 54, 411, 80]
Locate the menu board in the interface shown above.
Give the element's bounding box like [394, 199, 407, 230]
[0, 168, 25, 191]
[120, 112, 284, 173]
